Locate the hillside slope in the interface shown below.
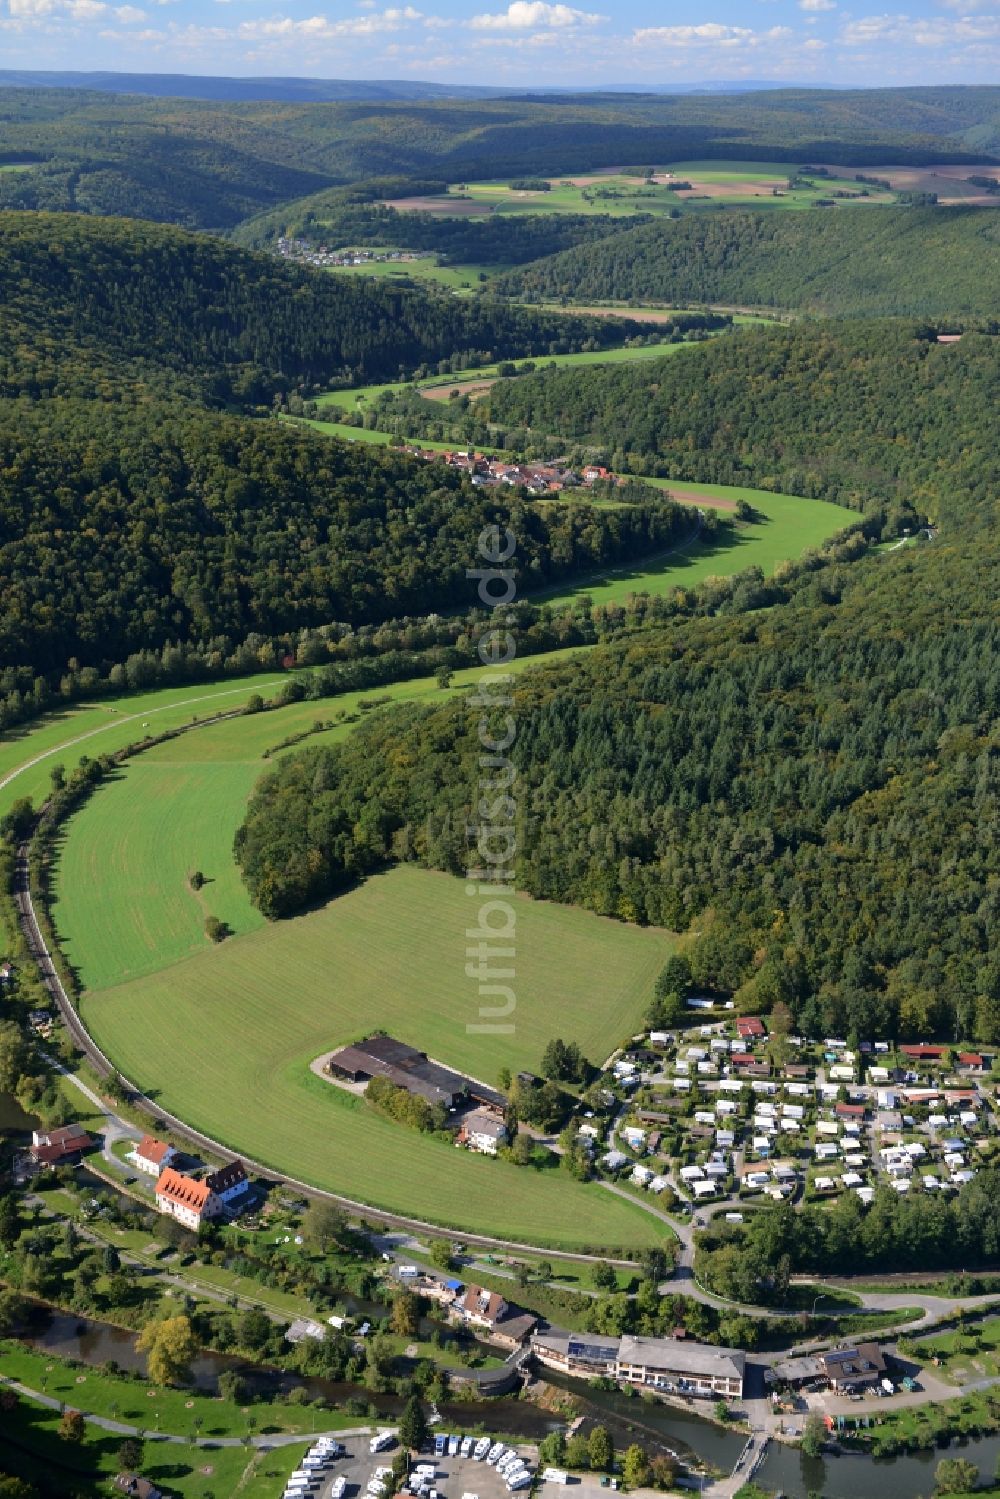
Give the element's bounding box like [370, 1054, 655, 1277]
[0, 212, 644, 401]
[497, 206, 1000, 318]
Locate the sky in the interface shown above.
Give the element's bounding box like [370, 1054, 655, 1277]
[1, 0, 998, 86]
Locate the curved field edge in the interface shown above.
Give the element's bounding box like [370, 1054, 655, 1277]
[79, 870, 672, 1249]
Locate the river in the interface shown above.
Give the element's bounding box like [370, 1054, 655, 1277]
[754, 1430, 1000, 1498]
[17, 1307, 1000, 1491]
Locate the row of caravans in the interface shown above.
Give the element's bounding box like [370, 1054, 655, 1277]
[284, 1437, 347, 1498]
[420, 1435, 531, 1492]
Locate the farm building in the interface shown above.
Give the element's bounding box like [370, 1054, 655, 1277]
[30, 1123, 93, 1167]
[326, 1035, 506, 1111]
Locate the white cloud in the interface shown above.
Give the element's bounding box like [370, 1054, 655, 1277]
[114, 4, 145, 18]
[800, 0, 837, 11]
[470, 2, 603, 31]
[840, 9, 1000, 43]
[233, 5, 422, 39]
[633, 21, 793, 46]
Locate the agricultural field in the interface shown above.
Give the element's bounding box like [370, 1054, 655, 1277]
[45, 652, 668, 1246]
[51, 650, 578, 988]
[78, 867, 670, 1245]
[534, 486, 855, 609]
[324, 253, 507, 292]
[315, 336, 703, 415]
[385, 162, 899, 219]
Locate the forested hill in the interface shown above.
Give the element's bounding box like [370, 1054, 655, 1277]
[0, 400, 684, 678]
[1, 85, 997, 230]
[496, 207, 1000, 319]
[482, 321, 999, 525]
[236, 316, 1000, 1044]
[0, 214, 644, 402]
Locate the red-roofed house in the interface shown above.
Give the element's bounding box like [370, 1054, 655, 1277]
[958, 1053, 986, 1073]
[132, 1136, 177, 1178]
[836, 1102, 866, 1119]
[30, 1124, 93, 1166]
[737, 1017, 765, 1040]
[901, 1045, 947, 1061]
[155, 1168, 223, 1233]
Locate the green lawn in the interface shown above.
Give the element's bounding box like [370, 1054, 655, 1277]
[51, 650, 579, 988]
[533, 486, 855, 609]
[325, 255, 506, 292]
[1, 1384, 312, 1499]
[910, 1316, 1000, 1384]
[0, 1341, 354, 1440]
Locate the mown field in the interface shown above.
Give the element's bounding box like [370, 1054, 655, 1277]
[314, 337, 703, 415]
[79, 864, 669, 1246]
[52, 651, 578, 989]
[535, 486, 855, 609]
[46, 650, 669, 1247]
[324, 254, 506, 292]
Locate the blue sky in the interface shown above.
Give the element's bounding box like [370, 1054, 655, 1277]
[1, 0, 997, 84]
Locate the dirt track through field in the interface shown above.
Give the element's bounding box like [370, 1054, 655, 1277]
[422, 378, 495, 401]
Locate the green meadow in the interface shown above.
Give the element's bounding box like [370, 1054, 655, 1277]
[532, 486, 855, 609]
[78, 865, 669, 1246]
[48, 651, 670, 1247]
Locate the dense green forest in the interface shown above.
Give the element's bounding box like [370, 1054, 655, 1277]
[0, 213, 647, 402]
[0, 399, 693, 678]
[497, 206, 1000, 318]
[236, 318, 1000, 1044]
[482, 321, 999, 519]
[0, 85, 996, 230]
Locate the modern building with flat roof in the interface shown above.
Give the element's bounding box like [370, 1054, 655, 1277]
[531, 1329, 745, 1399]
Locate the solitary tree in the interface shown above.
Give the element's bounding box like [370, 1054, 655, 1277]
[587, 1426, 613, 1473]
[136, 1314, 196, 1386]
[592, 1260, 617, 1292]
[117, 1437, 144, 1470]
[934, 1458, 980, 1494]
[399, 1393, 427, 1452]
[58, 1409, 85, 1442]
[800, 1413, 826, 1458]
[622, 1444, 649, 1488]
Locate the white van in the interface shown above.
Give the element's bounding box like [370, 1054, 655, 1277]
[371, 1433, 396, 1455]
[542, 1471, 568, 1486]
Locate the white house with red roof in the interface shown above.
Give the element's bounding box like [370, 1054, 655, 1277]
[131, 1136, 177, 1178]
[154, 1167, 223, 1233]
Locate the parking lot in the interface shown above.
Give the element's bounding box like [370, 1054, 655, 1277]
[286, 1432, 540, 1499]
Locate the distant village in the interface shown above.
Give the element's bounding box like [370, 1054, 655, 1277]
[399, 451, 616, 495]
[276, 237, 432, 271]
